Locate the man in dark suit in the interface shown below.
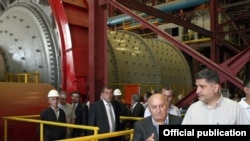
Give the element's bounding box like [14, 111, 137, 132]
[129, 93, 145, 129]
[130, 93, 145, 117]
[40, 89, 67, 141]
[71, 91, 89, 137]
[88, 86, 121, 141]
[132, 93, 183, 141]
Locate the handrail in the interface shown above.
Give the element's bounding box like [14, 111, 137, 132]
[120, 116, 143, 121]
[5, 72, 40, 83]
[7, 114, 40, 118]
[2, 116, 99, 141]
[58, 129, 134, 141]
[3, 115, 143, 141]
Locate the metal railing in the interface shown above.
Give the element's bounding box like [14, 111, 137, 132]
[58, 129, 134, 141]
[2, 115, 99, 141]
[5, 72, 40, 83]
[120, 116, 143, 121]
[3, 115, 143, 141]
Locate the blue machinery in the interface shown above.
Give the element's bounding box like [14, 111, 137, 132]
[108, 0, 209, 26]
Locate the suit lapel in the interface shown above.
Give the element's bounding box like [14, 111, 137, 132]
[146, 117, 159, 139]
[49, 107, 57, 120]
[168, 114, 175, 125]
[111, 101, 118, 118]
[100, 100, 109, 121]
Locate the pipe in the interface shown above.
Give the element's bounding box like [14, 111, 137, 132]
[107, 0, 209, 26]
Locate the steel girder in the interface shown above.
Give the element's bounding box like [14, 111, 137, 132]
[48, 0, 75, 93]
[48, 0, 89, 95]
[116, 0, 212, 37]
[89, 0, 109, 102]
[106, 0, 250, 107]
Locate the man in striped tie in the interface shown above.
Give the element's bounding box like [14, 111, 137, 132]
[88, 86, 121, 141]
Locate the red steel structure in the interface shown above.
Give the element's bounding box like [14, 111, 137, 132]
[1, 0, 250, 141]
[48, 0, 250, 106]
[48, 0, 90, 96]
[88, 0, 250, 107]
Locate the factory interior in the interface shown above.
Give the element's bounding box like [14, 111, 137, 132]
[0, 0, 250, 140]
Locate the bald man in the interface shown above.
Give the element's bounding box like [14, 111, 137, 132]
[132, 93, 183, 141]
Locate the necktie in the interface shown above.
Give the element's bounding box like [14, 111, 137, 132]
[156, 124, 159, 135]
[107, 103, 115, 132]
[54, 109, 59, 120]
[73, 103, 76, 110]
[131, 105, 134, 113]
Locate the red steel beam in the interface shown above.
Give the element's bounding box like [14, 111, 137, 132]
[62, 3, 89, 27]
[48, 0, 76, 93]
[107, 0, 250, 108]
[217, 28, 250, 36]
[63, 0, 89, 9]
[217, 10, 250, 28]
[61, 0, 89, 96]
[89, 0, 108, 103]
[108, 0, 243, 87]
[177, 47, 250, 107]
[50, 0, 90, 97]
[220, 47, 250, 79]
[219, 11, 250, 47]
[115, 0, 212, 37]
[209, 0, 219, 63]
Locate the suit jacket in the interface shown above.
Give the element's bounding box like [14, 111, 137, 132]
[129, 102, 145, 128]
[71, 103, 89, 137]
[88, 100, 121, 141]
[132, 114, 183, 141]
[131, 102, 144, 117]
[116, 100, 129, 116]
[40, 107, 67, 141]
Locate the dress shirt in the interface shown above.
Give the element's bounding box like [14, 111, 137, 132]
[238, 97, 250, 121]
[51, 107, 59, 120]
[152, 116, 169, 135]
[103, 100, 116, 132]
[182, 95, 250, 124]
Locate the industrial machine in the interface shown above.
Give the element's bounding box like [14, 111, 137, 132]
[0, 0, 249, 141]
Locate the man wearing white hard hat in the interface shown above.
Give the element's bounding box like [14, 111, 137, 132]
[113, 88, 129, 140]
[113, 89, 129, 116]
[114, 89, 127, 105]
[40, 89, 67, 141]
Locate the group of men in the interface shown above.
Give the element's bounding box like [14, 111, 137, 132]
[41, 85, 128, 141]
[40, 90, 88, 141]
[40, 68, 250, 141]
[133, 68, 250, 141]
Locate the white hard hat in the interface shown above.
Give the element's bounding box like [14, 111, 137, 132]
[114, 89, 122, 96]
[48, 89, 60, 98]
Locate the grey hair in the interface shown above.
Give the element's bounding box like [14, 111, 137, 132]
[131, 93, 140, 102]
